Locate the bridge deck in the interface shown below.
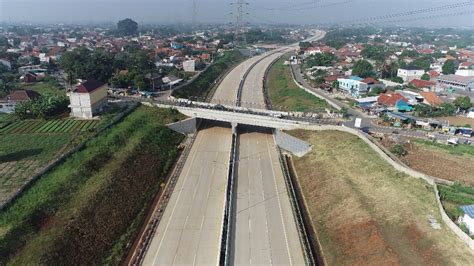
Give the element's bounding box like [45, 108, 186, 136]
[142, 126, 232, 265]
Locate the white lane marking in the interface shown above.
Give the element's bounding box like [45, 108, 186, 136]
[151, 131, 204, 265]
[265, 134, 293, 266]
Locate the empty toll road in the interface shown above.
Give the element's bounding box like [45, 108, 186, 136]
[232, 131, 305, 265]
[142, 125, 232, 265]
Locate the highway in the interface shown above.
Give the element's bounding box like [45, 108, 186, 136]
[231, 40, 307, 264]
[142, 30, 326, 265]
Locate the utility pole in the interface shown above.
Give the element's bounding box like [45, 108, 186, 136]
[192, 0, 198, 28]
[230, 0, 249, 47]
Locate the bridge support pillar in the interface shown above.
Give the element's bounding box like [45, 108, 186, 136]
[231, 122, 238, 135]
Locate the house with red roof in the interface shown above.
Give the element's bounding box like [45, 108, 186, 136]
[410, 79, 436, 90]
[0, 89, 41, 113]
[68, 79, 108, 118]
[420, 91, 443, 107]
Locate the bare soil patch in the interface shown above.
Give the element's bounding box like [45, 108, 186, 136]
[379, 138, 474, 185]
[289, 130, 474, 265]
[438, 116, 474, 128]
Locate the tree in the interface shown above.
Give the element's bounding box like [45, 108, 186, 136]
[305, 52, 336, 67]
[421, 73, 430, 81]
[447, 50, 458, 58]
[299, 42, 312, 49]
[408, 56, 433, 71]
[390, 76, 404, 84]
[352, 60, 374, 78]
[117, 18, 138, 36]
[14, 95, 69, 119]
[361, 45, 387, 62]
[368, 86, 385, 96]
[442, 59, 456, 75]
[453, 96, 472, 112]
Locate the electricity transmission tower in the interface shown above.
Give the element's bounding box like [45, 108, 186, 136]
[230, 0, 249, 46]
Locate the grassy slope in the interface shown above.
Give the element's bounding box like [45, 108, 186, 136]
[0, 106, 184, 264]
[268, 54, 329, 112]
[173, 50, 245, 99]
[22, 81, 64, 97]
[289, 130, 474, 265]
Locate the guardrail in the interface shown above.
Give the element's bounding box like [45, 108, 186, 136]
[127, 133, 197, 265]
[275, 146, 317, 265]
[219, 131, 238, 265]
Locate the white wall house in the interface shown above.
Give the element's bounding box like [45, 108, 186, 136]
[68, 80, 108, 118]
[182, 60, 196, 72]
[460, 205, 474, 235]
[397, 67, 424, 82]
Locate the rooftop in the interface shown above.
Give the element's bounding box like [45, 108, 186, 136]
[460, 205, 474, 219]
[75, 79, 106, 93]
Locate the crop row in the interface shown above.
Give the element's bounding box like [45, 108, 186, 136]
[0, 120, 99, 134]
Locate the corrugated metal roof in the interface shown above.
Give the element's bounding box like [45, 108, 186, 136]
[461, 205, 474, 218]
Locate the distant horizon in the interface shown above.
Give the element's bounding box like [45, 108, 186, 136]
[0, 0, 473, 28]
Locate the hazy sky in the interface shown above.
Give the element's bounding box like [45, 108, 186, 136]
[0, 0, 473, 27]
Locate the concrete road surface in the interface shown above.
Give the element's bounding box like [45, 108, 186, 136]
[240, 51, 288, 109]
[232, 130, 305, 265]
[212, 55, 263, 105]
[142, 125, 232, 265]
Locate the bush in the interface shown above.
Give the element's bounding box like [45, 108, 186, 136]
[391, 144, 407, 157]
[14, 95, 69, 119]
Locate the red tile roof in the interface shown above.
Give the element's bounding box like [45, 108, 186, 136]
[420, 91, 443, 106]
[377, 93, 408, 107]
[428, 70, 440, 78]
[410, 79, 435, 88]
[7, 90, 41, 101]
[75, 79, 106, 93]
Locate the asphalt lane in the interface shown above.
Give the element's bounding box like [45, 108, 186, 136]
[142, 126, 232, 265]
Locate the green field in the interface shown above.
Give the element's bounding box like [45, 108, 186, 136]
[22, 80, 64, 97]
[172, 50, 245, 99]
[267, 54, 329, 112]
[0, 106, 185, 264]
[0, 119, 99, 134]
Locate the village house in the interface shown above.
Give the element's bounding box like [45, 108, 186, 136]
[397, 66, 425, 82]
[68, 79, 108, 118]
[0, 89, 41, 113]
[337, 76, 385, 98]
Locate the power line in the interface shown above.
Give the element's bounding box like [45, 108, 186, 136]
[363, 10, 474, 26]
[340, 0, 473, 24]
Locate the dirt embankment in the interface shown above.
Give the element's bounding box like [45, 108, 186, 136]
[289, 130, 474, 265]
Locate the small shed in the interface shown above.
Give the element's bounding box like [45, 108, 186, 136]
[460, 205, 474, 235]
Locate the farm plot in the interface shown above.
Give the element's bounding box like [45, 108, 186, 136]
[0, 119, 99, 134]
[288, 130, 474, 265]
[0, 132, 73, 206]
